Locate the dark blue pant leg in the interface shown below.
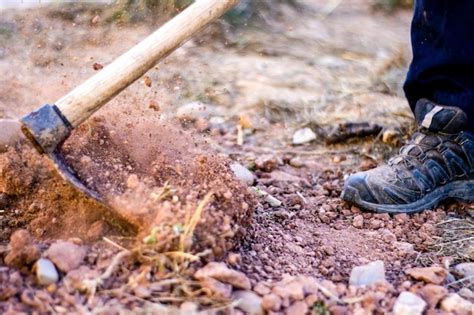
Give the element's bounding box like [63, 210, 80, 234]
[403, 0, 474, 131]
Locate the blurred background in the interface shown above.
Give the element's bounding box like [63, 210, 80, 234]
[0, 0, 415, 154]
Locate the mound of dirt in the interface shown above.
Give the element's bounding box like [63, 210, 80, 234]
[0, 114, 255, 259]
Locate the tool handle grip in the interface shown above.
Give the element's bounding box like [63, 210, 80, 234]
[55, 0, 238, 127]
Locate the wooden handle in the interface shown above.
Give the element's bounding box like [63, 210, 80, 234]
[55, 0, 239, 127]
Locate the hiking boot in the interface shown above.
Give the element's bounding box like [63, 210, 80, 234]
[341, 99, 474, 213]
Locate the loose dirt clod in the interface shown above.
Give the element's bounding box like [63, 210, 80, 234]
[4, 229, 40, 268]
[46, 241, 87, 273]
[349, 260, 386, 286]
[405, 266, 447, 285]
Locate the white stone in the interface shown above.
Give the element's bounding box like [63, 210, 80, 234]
[394, 241, 416, 255]
[230, 163, 255, 186]
[176, 102, 217, 122]
[393, 292, 427, 315]
[36, 258, 59, 285]
[440, 293, 474, 314]
[349, 260, 386, 286]
[454, 262, 474, 278]
[292, 128, 316, 145]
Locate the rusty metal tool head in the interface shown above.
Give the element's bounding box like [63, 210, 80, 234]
[18, 0, 239, 204]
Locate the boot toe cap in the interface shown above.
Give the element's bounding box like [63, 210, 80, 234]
[342, 172, 378, 204]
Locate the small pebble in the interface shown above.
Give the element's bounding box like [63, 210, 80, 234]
[36, 259, 59, 286]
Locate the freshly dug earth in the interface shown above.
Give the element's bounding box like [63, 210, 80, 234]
[61, 115, 256, 257]
[0, 115, 255, 259]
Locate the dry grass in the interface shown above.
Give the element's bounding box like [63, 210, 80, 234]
[78, 187, 230, 313]
[433, 216, 474, 263]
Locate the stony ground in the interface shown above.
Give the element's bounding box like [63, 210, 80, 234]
[0, 1, 473, 314]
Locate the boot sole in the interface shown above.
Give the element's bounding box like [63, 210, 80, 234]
[341, 179, 474, 213]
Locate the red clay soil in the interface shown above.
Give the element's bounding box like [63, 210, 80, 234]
[0, 114, 255, 259]
[233, 160, 449, 285]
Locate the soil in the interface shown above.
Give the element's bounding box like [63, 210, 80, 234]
[1, 114, 255, 258]
[0, 0, 473, 314]
[235, 157, 448, 284]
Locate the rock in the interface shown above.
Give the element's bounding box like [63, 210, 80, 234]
[194, 262, 251, 290]
[63, 266, 99, 292]
[269, 170, 302, 183]
[305, 294, 318, 306]
[265, 194, 282, 207]
[458, 288, 473, 301]
[92, 62, 103, 70]
[287, 281, 306, 300]
[405, 266, 447, 285]
[255, 154, 278, 172]
[393, 292, 427, 315]
[440, 293, 473, 315]
[286, 301, 308, 315]
[233, 290, 263, 315]
[394, 213, 408, 224]
[352, 215, 364, 229]
[254, 282, 271, 296]
[200, 277, 232, 299]
[262, 293, 282, 311]
[176, 102, 217, 122]
[380, 229, 397, 243]
[289, 157, 305, 168]
[230, 163, 255, 186]
[369, 218, 383, 229]
[35, 259, 59, 285]
[4, 229, 41, 268]
[454, 262, 474, 278]
[0, 119, 22, 153]
[252, 187, 282, 207]
[418, 284, 448, 307]
[126, 174, 140, 189]
[394, 242, 416, 256]
[46, 241, 87, 273]
[272, 280, 305, 301]
[349, 260, 386, 286]
[292, 128, 316, 145]
[298, 276, 320, 295]
[227, 253, 242, 266]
